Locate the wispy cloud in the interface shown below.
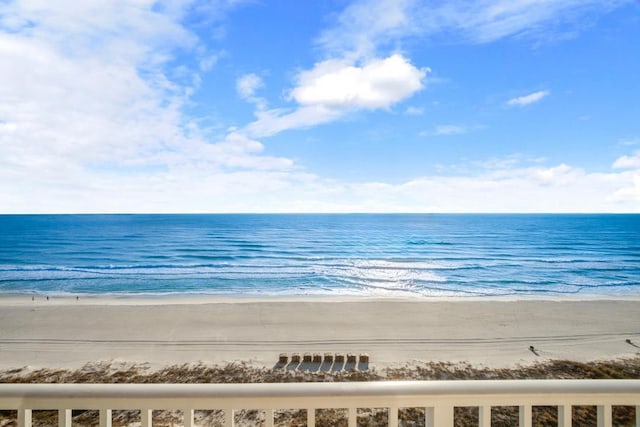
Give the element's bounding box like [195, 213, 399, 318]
[236, 73, 263, 99]
[425, 0, 632, 44]
[507, 90, 550, 106]
[420, 124, 473, 137]
[316, 0, 633, 54]
[316, 0, 416, 59]
[246, 105, 343, 138]
[435, 124, 467, 136]
[613, 152, 640, 169]
[236, 72, 267, 110]
[619, 138, 640, 146]
[404, 106, 424, 116]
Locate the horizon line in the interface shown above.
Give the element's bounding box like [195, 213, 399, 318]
[1, 212, 638, 216]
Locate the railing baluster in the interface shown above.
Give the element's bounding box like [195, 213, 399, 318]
[425, 407, 434, 427]
[597, 405, 612, 427]
[58, 409, 71, 427]
[388, 406, 398, 427]
[636, 405, 639, 427]
[18, 408, 32, 427]
[183, 408, 194, 427]
[519, 405, 532, 427]
[140, 409, 152, 427]
[558, 405, 571, 427]
[348, 407, 357, 427]
[479, 405, 491, 427]
[426, 405, 454, 427]
[99, 409, 112, 427]
[265, 409, 274, 427]
[306, 408, 315, 427]
[223, 409, 233, 427]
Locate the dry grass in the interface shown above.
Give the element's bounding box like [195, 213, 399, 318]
[385, 358, 640, 381]
[1, 357, 639, 426]
[2, 357, 640, 384]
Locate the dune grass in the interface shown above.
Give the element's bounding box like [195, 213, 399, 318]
[1, 357, 639, 426]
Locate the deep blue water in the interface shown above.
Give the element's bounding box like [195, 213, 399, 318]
[0, 214, 638, 297]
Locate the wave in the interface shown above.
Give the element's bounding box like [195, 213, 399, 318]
[2, 214, 640, 297]
[406, 239, 453, 246]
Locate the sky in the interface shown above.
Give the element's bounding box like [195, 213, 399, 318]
[0, 0, 639, 213]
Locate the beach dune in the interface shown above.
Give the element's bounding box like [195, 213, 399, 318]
[0, 297, 638, 370]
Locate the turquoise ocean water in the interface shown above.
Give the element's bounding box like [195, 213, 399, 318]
[0, 214, 638, 298]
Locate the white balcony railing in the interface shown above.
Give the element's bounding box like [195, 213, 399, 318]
[1, 380, 640, 427]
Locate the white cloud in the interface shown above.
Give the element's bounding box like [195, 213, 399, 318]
[435, 125, 466, 135]
[507, 90, 549, 106]
[474, 154, 538, 170]
[404, 106, 423, 115]
[199, 54, 219, 71]
[610, 175, 640, 203]
[420, 124, 472, 137]
[332, 161, 638, 213]
[613, 152, 640, 169]
[246, 54, 427, 137]
[0, 31, 178, 166]
[0, 1, 197, 63]
[0, 121, 17, 133]
[291, 54, 427, 110]
[236, 73, 263, 99]
[3, 147, 639, 213]
[204, 132, 294, 170]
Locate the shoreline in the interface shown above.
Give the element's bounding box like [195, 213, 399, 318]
[1, 297, 639, 371]
[3, 293, 640, 306]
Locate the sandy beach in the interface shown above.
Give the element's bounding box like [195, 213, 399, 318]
[1, 297, 639, 371]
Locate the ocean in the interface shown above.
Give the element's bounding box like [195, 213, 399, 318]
[0, 214, 638, 298]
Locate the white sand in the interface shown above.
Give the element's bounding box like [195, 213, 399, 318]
[1, 296, 639, 370]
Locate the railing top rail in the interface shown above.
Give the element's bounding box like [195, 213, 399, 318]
[1, 380, 640, 399]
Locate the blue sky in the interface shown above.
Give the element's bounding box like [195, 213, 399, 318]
[0, 0, 639, 213]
